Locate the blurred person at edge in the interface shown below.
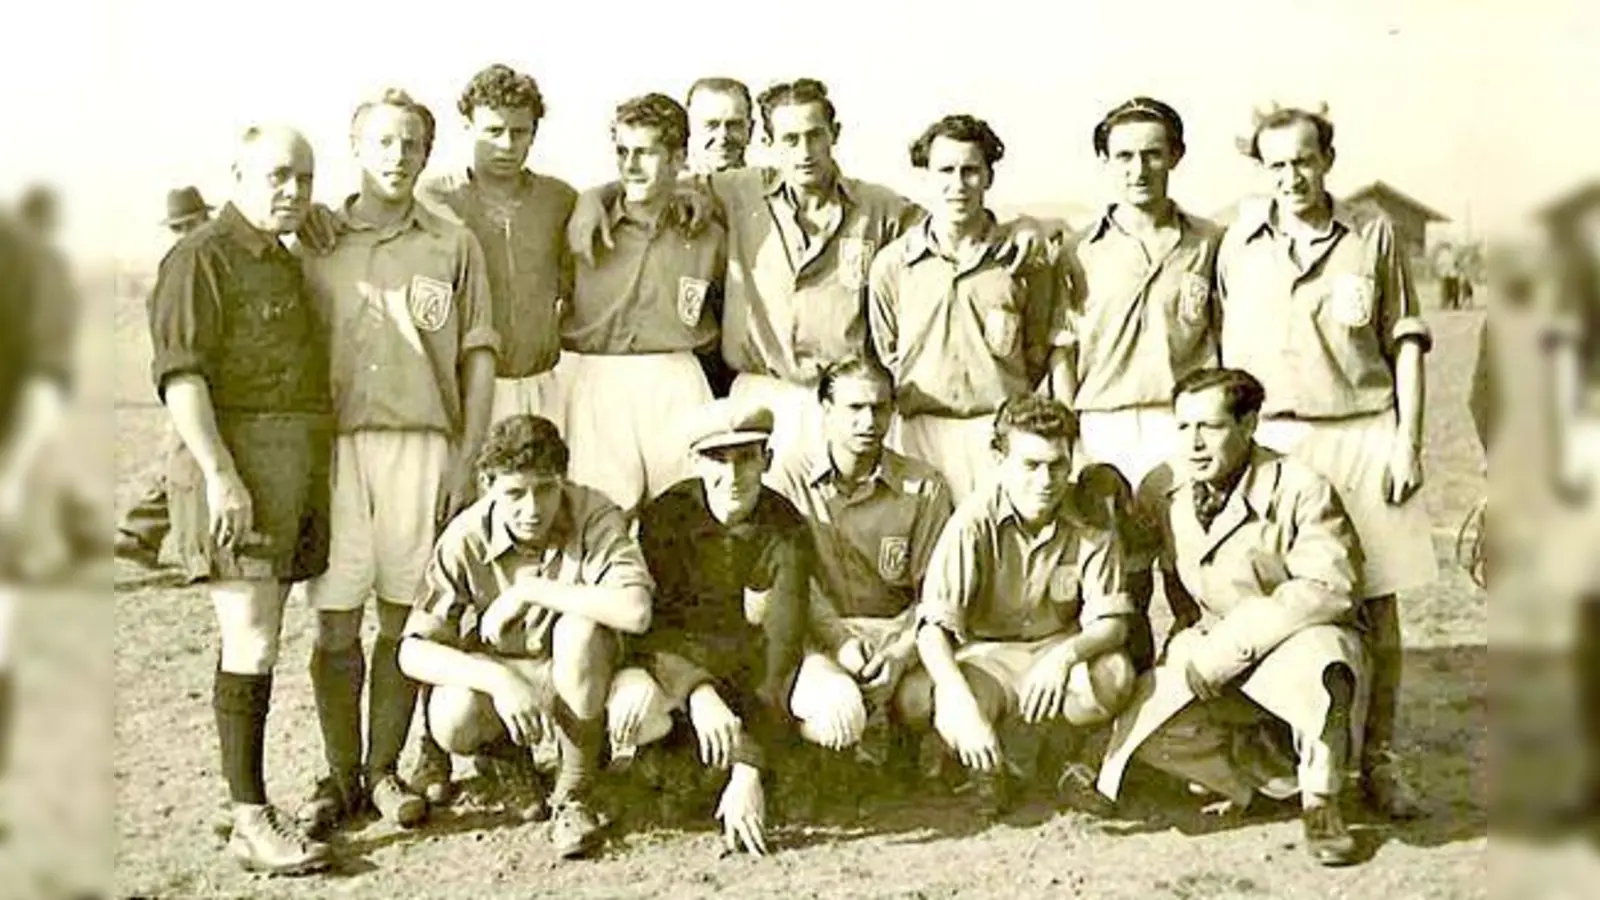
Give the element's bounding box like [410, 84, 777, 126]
[1474, 219, 1600, 824]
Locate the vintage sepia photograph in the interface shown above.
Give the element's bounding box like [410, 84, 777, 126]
[0, 0, 1594, 897]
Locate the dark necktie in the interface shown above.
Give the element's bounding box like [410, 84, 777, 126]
[1193, 468, 1244, 531]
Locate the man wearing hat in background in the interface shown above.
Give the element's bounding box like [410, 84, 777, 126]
[617, 398, 842, 856]
[116, 186, 220, 569]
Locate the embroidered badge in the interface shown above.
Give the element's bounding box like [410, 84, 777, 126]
[408, 275, 453, 332]
[677, 276, 710, 327]
[877, 536, 911, 582]
[1329, 274, 1375, 328]
[1049, 564, 1080, 604]
[839, 237, 875, 291]
[984, 307, 1021, 356]
[1179, 272, 1211, 325]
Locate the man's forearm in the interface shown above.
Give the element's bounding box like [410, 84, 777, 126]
[162, 375, 237, 479]
[1394, 339, 1426, 449]
[506, 577, 652, 634]
[398, 635, 514, 696]
[1048, 346, 1077, 404]
[457, 348, 496, 464]
[916, 623, 971, 695]
[1057, 616, 1129, 664]
[1192, 584, 1353, 681]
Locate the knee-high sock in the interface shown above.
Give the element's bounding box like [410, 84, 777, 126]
[550, 700, 603, 805]
[1362, 594, 1403, 764]
[1577, 599, 1600, 792]
[213, 670, 272, 805]
[366, 635, 418, 778]
[311, 644, 365, 777]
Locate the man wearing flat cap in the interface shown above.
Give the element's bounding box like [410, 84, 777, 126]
[163, 186, 215, 238]
[613, 397, 834, 856]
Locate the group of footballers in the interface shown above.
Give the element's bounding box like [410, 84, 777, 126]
[119, 63, 1447, 877]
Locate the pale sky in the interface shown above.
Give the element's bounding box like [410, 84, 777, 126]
[6, 0, 1596, 266]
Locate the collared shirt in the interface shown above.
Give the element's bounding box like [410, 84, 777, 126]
[1060, 205, 1222, 412]
[302, 196, 499, 435]
[1131, 447, 1361, 682]
[1216, 197, 1432, 419]
[637, 479, 811, 697]
[868, 214, 1068, 418]
[148, 203, 330, 415]
[419, 169, 575, 378]
[917, 481, 1134, 643]
[706, 167, 922, 385]
[404, 482, 654, 654]
[766, 444, 954, 619]
[563, 198, 726, 355]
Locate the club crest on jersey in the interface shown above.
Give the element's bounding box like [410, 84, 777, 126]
[677, 276, 710, 327]
[408, 275, 453, 332]
[1179, 272, 1210, 325]
[1049, 564, 1080, 604]
[1329, 274, 1375, 328]
[877, 536, 911, 582]
[839, 237, 874, 290]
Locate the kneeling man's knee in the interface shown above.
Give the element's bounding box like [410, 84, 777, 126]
[428, 685, 500, 755]
[792, 653, 866, 747]
[1064, 650, 1136, 726]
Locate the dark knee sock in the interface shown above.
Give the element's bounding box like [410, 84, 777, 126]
[310, 644, 365, 777]
[1577, 599, 1600, 789]
[551, 703, 603, 805]
[1363, 596, 1403, 764]
[0, 670, 12, 775]
[366, 635, 418, 778]
[213, 669, 272, 805]
[416, 685, 449, 762]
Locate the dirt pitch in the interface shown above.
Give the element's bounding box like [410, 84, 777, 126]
[105, 293, 1489, 899]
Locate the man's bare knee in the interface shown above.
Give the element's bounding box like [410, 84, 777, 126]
[375, 601, 410, 640]
[314, 609, 364, 652]
[959, 664, 1007, 725]
[428, 686, 498, 755]
[894, 669, 935, 728]
[1064, 651, 1136, 726]
[552, 615, 614, 719]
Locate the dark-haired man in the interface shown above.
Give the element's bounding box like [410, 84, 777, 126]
[297, 88, 499, 835]
[398, 414, 654, 859]
[686, 77, 753, 177]
[903, 396, 1137, 814]
[1217, 104, 1434, 818]
[1099, 367, 1366, 867]
[869, 113, 1069, 502]
[1059, 97, 1221, 489]
[570, 80, 1055, 458]
[559, 93, 723, 520]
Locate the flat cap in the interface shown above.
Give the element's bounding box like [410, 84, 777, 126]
[685, 398, 774, 453]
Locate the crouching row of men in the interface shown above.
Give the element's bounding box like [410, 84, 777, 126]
[368, 361, 1376, 870]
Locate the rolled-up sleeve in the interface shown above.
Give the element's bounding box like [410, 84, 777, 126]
[405, 539, 477, 646]
[455, 230, 500, 358]
[915, 516, 985, 643]
[1077, 530, 1137, 626]
[148, 242, 222, 400]
[1374, 218, 1433, 357]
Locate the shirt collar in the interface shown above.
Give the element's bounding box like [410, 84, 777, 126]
[987, 480, 1078, 537]
[1085, 202, 1193, 244]
[484, 489, 575, 561]
[807, 444, 899, 492]
[217, 203, 278, 258]
[1164, 443, 1278, 510]
[602, 192, 680, 233]
[336, 194, 445, 241]
[902, 212, 1000, 265]
[763, 165, 854, 207]
[1239, 194, 1355, 244]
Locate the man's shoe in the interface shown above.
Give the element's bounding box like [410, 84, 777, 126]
[482, 753, 549, 823]
[369, 773, 428, 828]
[1364, 749, 1425, 820]
[549, 799, 604, 859]
[112, 531, 162, 570]
[228, 805, 331, 876]
[294, 771, 364, 839]
[407, 748, 456, 807]
[1301, 802, 1359, 867]
[972, 768, 1014, 819]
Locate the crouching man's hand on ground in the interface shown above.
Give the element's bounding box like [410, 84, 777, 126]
[717, 762, 768, 857]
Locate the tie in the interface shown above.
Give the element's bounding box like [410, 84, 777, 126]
[1192, 483, 1228, 531]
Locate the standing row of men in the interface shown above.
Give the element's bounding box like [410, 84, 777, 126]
[131, 65, 1435, 876]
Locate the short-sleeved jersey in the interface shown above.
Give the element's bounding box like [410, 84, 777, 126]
[1216, 197, 1432, 419]
[917, 481, 1135, 643]
[419, 169, 576, 379]
[405, 482, 653, 655]
[302, 197, 499, 435]
[147, 203, 330, 415]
